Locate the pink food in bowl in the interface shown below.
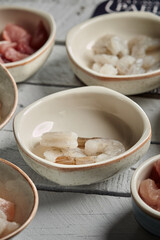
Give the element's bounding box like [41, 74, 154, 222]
[0, 21, 48, 63]
[139, 159, 160, 211]
[0, 197, 20, 238]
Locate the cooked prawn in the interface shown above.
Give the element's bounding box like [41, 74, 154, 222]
[40, 131, 78, 149]
[84, 138, 125, 158]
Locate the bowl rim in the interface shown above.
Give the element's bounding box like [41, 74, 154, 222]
[13, 86, 151, 170]
[0, 5, 56, 68]
[131, 154, 160, 219]
[66, 11, 160, 81]
[0, 157, 39, 240]
[0, 64, 18, 130]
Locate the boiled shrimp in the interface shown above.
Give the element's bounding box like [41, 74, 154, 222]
[40, 131, 78, 149]
[84, 138, 125, 158]
[39, 132, 125, 165]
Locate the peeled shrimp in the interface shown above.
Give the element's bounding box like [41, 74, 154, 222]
[62, 148, 86, 158]
[84, 138, 125, 158]
[43, 148, 63, 162]
[39, 132, 125, 165]
[55, 138, 125, 165]
[92, 35, 112, 54]
[142, 55, 156, 70]
[44, 148, 86, 163]
[129, 36, 160, 56]
[107, 35, 128, 57]
[92, 35, 128, 56]
[127, 59, 145, 75]
[92, 62, 101, 72]
[90, 34, 160, 76]
[116, 56, 136, 75]
[55, 156, 96, 165]
[93, 54, 118, 66]
[99, 64, 118, 75]
[77, 137, 97, 149]
[40, 131, 78, 149]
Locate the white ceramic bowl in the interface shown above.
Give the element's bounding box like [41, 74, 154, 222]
[0, 64, 18, 130]
[131, 154, 160, 237]
[0, 6, 56, 82]
[66, 11, 160, 95]
[0, 157, 38, 239]
[13, 86, 151, 186]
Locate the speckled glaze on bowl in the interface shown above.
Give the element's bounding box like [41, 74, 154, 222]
[131, 154, 160, 237]
[66, 11, 160, 95]
[0, 6, 56, 82]
[0, 158, 38, 240]
[13, 86, 151, 186]
[0, 64, 18, 130]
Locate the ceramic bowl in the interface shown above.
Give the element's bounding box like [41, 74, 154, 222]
[0, 64, 18, 130]
[66, 11, 160, 95]
[0, 157, 38, 239]
[13, 86, 151, 186]
[131, 154, 160, 237]
[0, 6, 56, 82]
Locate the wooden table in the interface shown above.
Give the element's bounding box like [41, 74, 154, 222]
[1, 1, 160, 239]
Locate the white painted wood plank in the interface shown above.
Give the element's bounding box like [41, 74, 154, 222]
[0, 1, 159, 239]
[26, 45, 84, 87]
[13, 191, 158, 240]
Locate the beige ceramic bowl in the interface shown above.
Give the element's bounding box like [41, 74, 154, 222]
[131, 154, 160, 237]
[0, 6, 56, 82]
[13, 86, 151, 186]
[0, 64, 17, 130]
[0, 157, 38, 239]
[66, 11, 160, 95]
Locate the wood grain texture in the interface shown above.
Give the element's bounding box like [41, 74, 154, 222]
[13, 191, 159, 240]
[0, 1, 160, 239]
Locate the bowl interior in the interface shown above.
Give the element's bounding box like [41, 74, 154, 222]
[0, 158, 37, 226]
[0, 7, 51, 38]
[67, 12, 160, 73]
[15, 87, 148, 161]
[0, 65, 17, 129]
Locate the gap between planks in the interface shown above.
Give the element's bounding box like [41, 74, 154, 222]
[36, 185, 131, 198]
[18, 81, 79, 88]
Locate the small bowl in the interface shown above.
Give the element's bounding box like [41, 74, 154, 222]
[0, 157, 38, 239]
[66, 11, 160, 95]
[0, 6, 56, 82]
[131, 154, 160, 237]
[0, 64, 17, 130]
[13, 86, 151, 186]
